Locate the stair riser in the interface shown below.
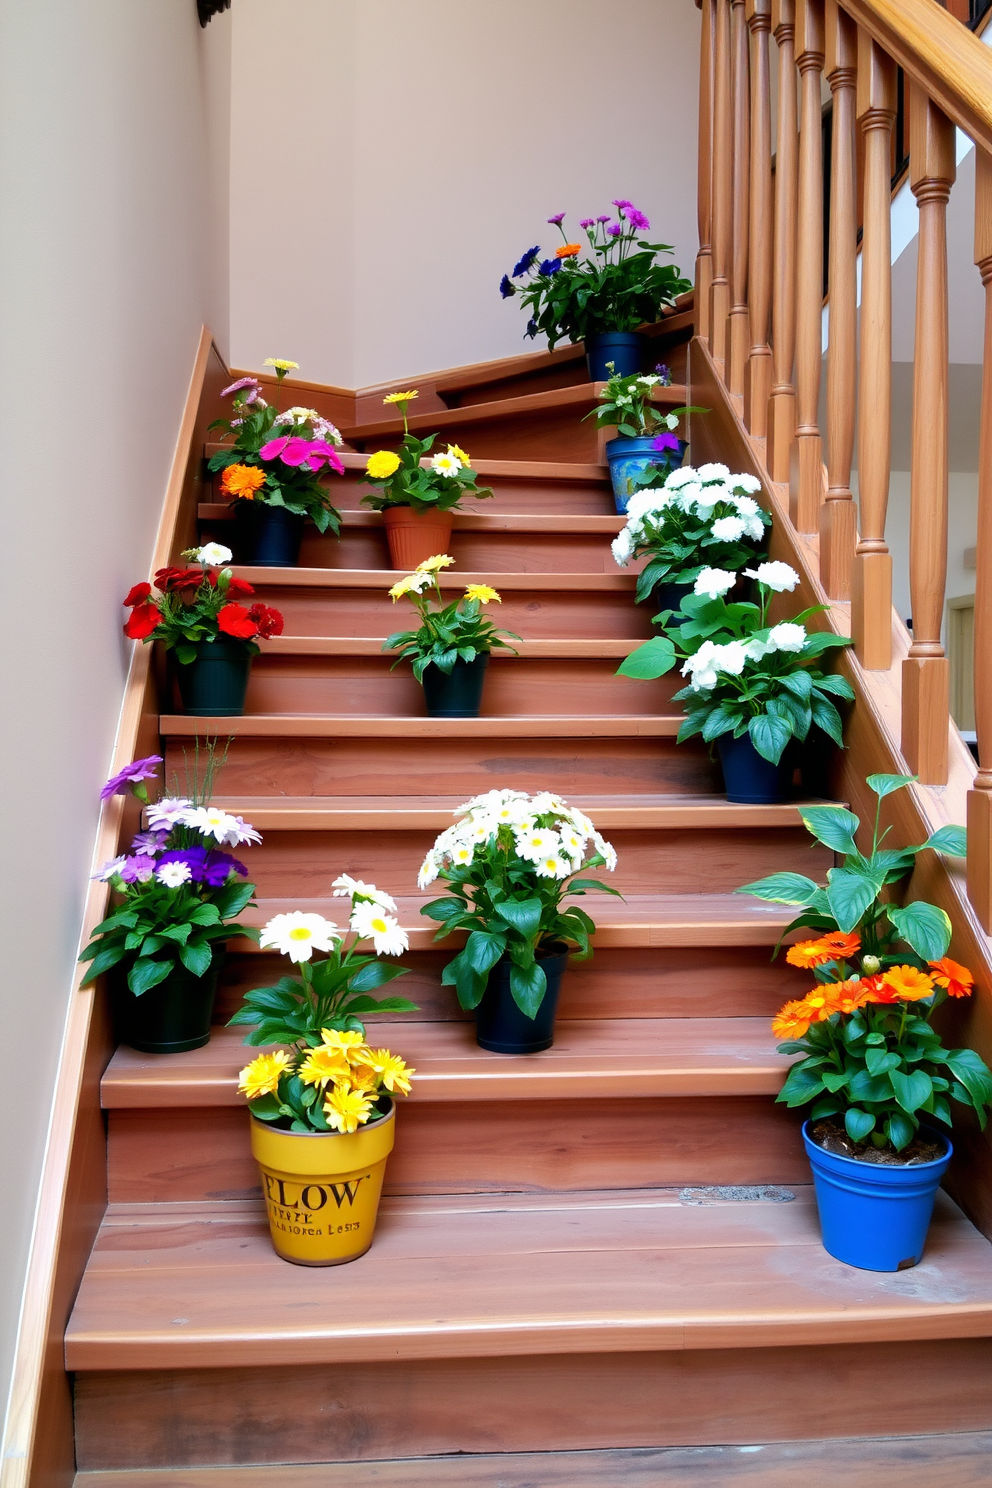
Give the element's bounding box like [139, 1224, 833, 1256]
[73, 1336, 992, 1468]
[345, 408, 602, 464]
[214, 945, 800, 1024]
[232, 656, 677, 718]
[105, 1096, 806, 1204]
[205, 466, 617, 515]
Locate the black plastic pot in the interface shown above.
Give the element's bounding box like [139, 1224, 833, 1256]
[652, 581, 695, 619]
[717, 732, 793, 804]
[422, 654, 489, 717]
[234, 502, 305, 566]
[175, 635, 253, 716]
[474, 945, 568, 1054]
[112, 955, 223, 1054]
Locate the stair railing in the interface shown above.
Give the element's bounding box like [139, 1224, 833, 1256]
[695, 0, 992, 932]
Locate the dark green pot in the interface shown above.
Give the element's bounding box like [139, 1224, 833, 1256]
[422, 654, 489, 717]
[176, 636, 253, 716]
[112, 956, 223, 1054]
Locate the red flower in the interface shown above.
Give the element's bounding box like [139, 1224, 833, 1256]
[248, 603, 284, 639]
[225, 576, 256, 599]
[216, 602, 259, 639]
[155, 566, 204, 594]
[123, 603, 161, 640]
[123, 582, 151, 608]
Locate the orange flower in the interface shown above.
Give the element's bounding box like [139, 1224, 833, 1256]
[818, 979, 868, 1016]
[878, 964, 935, 1002]
[772, 998, 814, 1040]
[859, 973, 897, 1005]
[817, 931, 861, 960]
[555, 243, 582, 258]
[929, 957, 974, 998]
[220, 463, 266, 501]
[786, 939, 833, 969]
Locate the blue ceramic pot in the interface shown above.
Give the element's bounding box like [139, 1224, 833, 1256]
[803, 1120, 952, 1272]
[716, 731, 793, 804]
[586, 331, 644, 381]
[607, 436, 687, 514]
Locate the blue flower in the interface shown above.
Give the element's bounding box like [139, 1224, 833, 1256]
[512, 245, 540, 277]
[525, 318, 539, 339]
[499, 274, 514, 298]
[538, 258, 561, 276]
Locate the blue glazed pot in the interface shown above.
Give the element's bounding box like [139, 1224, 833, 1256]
[586, 331, 644, 381]
[716, 732, 793, 804]
[803, 1120, 952, 1272]
[607, 436, 687, 514]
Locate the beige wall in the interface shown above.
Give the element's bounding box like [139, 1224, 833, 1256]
[0, 0, 230, 1420]
[229, 0, 701, 388]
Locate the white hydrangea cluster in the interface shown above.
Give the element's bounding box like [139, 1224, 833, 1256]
[418, 789, 617, 889]
[678, 559, 807, 692]
[611, 464, 765, 568]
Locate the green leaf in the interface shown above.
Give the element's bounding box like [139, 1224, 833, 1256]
[509, 960, 547, 1019]
[748, 712, 791, 764]
[825, 867, 879, 933]
[735, 872, 820, 905]
[867, 772, 917, 799]
[798, 806, 860, 856]
[844, 1107, 876, 1142]
[616, 636, 677, 680]
[464, 930, 506, 975]
[245, 1093, 283, 1122]
[887, 901, 952, 961]
[78, 942, 128, 984]
[179, 940, 212, 977]
[421, 897, 468, 923]
[944, 1049, 992, 1116]
[923, 824, 967, 858]
[865, 1047, 901, 1077]
[128, 957, 175, 996]
[187, 903, 223, 926]
[886, 1111, 916, 1151]
[890, 1068, 933, 1115]
[348, 960, 409, 992]
[494, 897, 543, 938]
[777, 1064, 826, 1107]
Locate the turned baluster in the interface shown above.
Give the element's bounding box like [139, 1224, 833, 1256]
[766, 0, 798, 481]
[820, 0, 858, 597]
[967, 149, 992, 928]
[728, 0, 751, 394]
[696, 0, 716, 342]
[902, 88, 955, 785]
[851, 35, 896, 669]
[744, 0, 773, 437]
[710, 0, 733, 364]
[790, 0, 825, 532]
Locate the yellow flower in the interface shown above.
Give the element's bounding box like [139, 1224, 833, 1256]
[323, 1085, 374, 1133]
[238, 1050, 292, 1101]
[416, 554, 455, 573]
[368, 1048, 415, 1096]
[464, 584, 501, 605]
[298, 1046, 350, 1089]
[320, 1028, 371, 1064]
[367, 449, 401, 479]
[263, 358, 299, 372]
[383, 389, 418, 405]
[448, 444, 470, 464]
[388, 572, 432, 601]
[347, 1062, 381, 1095]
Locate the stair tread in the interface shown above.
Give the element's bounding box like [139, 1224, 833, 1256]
[64, 1186, 992, 1370]
[199, 506, 624, 532]
[100, 1017, 794, 1109]
[160, 715, 685, 737]
[261, 636, 643, 657]
[202, 448, 611, 482]
[227, 567, 636, 590]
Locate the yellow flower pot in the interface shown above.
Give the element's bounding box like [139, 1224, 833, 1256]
[250, 1104, 395, 1266]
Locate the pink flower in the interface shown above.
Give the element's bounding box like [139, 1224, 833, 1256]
[259, 435, 292, 462]
[259, 435, 344, 475]
[305, 440, 345, 475]
[222, 376, 262, 399]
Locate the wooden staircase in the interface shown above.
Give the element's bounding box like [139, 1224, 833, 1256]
[57, 348, 992, 1484]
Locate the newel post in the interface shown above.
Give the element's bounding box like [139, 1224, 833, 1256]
[710, 0, 734, 363]
[744, 0, 774, 437]
[728, 0, 752, 395]
[696, 0, 717, 341]
[968, 149, 992, 929]
[820, 0, 858, 598]
[790, 0, 825, 532]
[851, 33, 896, 670]
[902, 87, 955, 785]
[766, 0, 798, 481]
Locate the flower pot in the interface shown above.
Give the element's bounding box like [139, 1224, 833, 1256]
[175, 635, 253, 717]
[802, 1120, 952, 1272]
[233, 501, 306, 567]
[384, 506, 454, 570]
[251, 1104, 395, 1266]
[111, 955, 222, 1054]
[716, 732, 793, 805]
[607, 436, 687, 514]
[422, 654, 489, 717]
[652, 580, 695, 620]
[474, 945, 568, 1054]
[586, 331, 644, 382]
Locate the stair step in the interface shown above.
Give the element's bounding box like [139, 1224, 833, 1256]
[101, 1018, 793, 1110]
[262, 636, 640, 657]
[68, 1430, 992, 1488]
[161, 714, 684, 738]
[65, 1186, 992, 1372]
[200, 505, 624, 533]
[229, 567, 636, 592]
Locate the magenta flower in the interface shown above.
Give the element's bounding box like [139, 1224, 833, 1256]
[547, 212, 566, 225]
[606, 223, 622, 238]
[580, 218, 595, 229]
[101, 756, 163, 801]
[652, 432, 680, 453]
[304, 440, 346, 475]
[612, 199, 633, 210]
[596, 214, 611, 223]
[260, 435, 345, 475]
[259, 434, 291, 461]
[221, 376, 262, 399]
[625, 206, 650, 232]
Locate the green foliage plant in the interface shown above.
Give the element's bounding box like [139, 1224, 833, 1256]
[361, 391, 493, 515]
[383, 558, 519, 683]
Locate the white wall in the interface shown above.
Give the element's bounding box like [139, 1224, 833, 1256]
[229, 0, 701, 388]
[0, 0, 230, 1421]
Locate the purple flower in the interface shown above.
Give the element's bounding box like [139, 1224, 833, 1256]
[499, 274, 514, 298]
[512, 245, 540, 278]
[652, 432, 681, 453]
[101, 756, 163, 801]
[597, 214, 611, 223]
[156, 847, 209, 882]
[612, 199, 634, 210]
[625, 207, 651, 232]
[547, 212, 566, 225]
[118, 856, 155, 884]
[204, 849, 248, 885]
[221, 376, 262, 399]
[538, 258, 562, 276]
[580, 218, 595, 229]
[525, 318, 539, 339]
[655, 363, 672, 386]
[606, 223, 622, 238]
[130, 830, 168, 858]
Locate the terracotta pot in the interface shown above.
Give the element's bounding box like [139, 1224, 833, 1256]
[383, 505, 454, 570]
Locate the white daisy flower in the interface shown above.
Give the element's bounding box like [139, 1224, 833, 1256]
[694, 567, 737, 600]
[193, 542, 233, 567]
[514, 827, 562, 863]
[350, 900, 409, 957]
[156, 861, 192, 888]
[430, 451, 463, 477]
[745, 561, 800, 592]
[418, 853, 441, 890]
[592, 832, 618, 871]
[96, 855, 126, 881]
[146, 796, 192, 830]
[259, 911, 341, 963]
[182, 806, 261, 847]
[534, 854, 572, 879]
[711, 515, 746, 543]
[765, 621, 807, 653]
[331, 874, 397, 912]
[560, 825, 587, 859]
[450, 842, 474, 867]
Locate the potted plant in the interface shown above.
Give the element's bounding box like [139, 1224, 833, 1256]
[611, 463, 771, 612]
[122, 543, 284, 716]
[618, 561, 855, 803]
[79, 756, 260, 1053]
[585, 365, 701, 513]
[383, 556, 519, 717]
[418, 790, 620, 1053]
[361, 390, 493, 570]
[738, 774, 991, 1271]
[230, 876, 418, 1265]
[208, 359, 345, 566]
[499, 205, 691, 379]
